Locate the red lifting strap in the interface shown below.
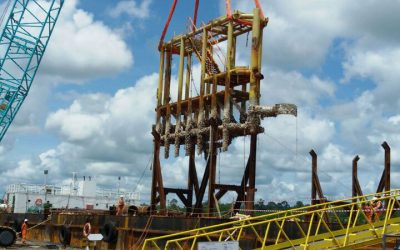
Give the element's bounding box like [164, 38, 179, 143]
[226, 0, 265, 26]
[158, 0, 177, 51]
[159, 0, 264, 51]
[193, 0, 199, 32]
[158, 0, 199, 51]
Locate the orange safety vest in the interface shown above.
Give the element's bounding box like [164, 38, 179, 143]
[21, 222, 28, 239]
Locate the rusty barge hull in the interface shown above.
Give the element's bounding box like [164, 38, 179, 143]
[0, 212, 232, 249]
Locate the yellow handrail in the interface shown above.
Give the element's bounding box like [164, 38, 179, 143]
[142, 190, 400, 249]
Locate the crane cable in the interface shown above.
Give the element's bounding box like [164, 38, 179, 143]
[133, 153, 153, 194]
[264, 130, 349, 190]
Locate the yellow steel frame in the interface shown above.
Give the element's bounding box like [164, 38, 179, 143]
[142, 190, 400, 249]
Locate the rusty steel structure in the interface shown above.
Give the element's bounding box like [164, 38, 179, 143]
[150, 6, 297, 216]
[310, 141, 392, 205]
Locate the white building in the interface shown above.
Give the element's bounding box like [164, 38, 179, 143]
[4, 177, 140, 213]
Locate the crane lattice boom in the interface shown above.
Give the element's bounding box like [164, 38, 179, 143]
[0, 0, 64, 141]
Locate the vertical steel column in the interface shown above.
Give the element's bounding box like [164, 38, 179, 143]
[151, 145, 157, 206]
[185, 51, 195, 213]
[250, 8, 261, 106]
[310, 149, 317, 206]
[206, 45, 212, 96]
[244, 10, 263, 211]
[211, 76, 218, 119]
[352, 155, 360, 197]
[151, 48, 168, 213]
[382, 142, 390, 192]
[310, 149, 325, 205]
[174, 38, 185, 157]
[222, 21, 234, 151]
[197, 28, 208, 154]
[187, 151, 198, 214]
[245, 134, 257, 212]
[208, 75, 218, 216]
[155, 50, 165, 132]
[185, 54, 193, 156]
[208, 125, 217, 215]
[185, 54, 192, 100]
[163, 52, 172, 158]
[309, 149, 329, 221]
[257, 16, 265, 101]
[205, 44, 212, 121]
[151, 132, 166, 213]
[163, 52, 172, 106]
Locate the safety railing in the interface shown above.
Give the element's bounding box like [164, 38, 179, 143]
[142, 189, 400, 249]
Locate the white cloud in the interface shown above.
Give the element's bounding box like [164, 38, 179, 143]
[231, 1, 346, 69]
[109, 0, 152, 19]
[231, 0, 400, 72]
[46, 73, 157, 151]
[46, 101, 107, 142]
[41, 0, 133, 80]
[342, 47, 400, 109]
[86, 162, 131, 175]
[261, 69, 335, 107]
[0, 73, 159, 193]
[343, 48, 400, 84]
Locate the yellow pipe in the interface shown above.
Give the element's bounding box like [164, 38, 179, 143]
[164, 214, 400, 250]
[249, 8, 261, 106]
[304, 213, 315, 249]
[382, 198, 394, 234]
[274, 212, 287, 244]
[316, 211, 340, 246]
[146, 190, 400, 248]
[343, 205, 354, 246]
[261, 222, 271, 249]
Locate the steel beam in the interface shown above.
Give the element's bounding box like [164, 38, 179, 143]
[249, 8, 261, 106]
[208, 125, 217, 214]
[310, 150, 325, 205]
[174, 37, 186, 157]
[155, 50, 165, 132]
[222, 21, 234, 151]
[352, 155, 363, 198]
[377, 141, 391, 193]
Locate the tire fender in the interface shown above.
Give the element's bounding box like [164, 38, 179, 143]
[59, 225, 71, 246]
[101, 222, 118, 243]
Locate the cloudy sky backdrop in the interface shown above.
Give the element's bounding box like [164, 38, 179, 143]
[0, 0, 399, 205]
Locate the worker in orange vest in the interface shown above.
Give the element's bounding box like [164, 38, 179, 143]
[364, 201, 373, 223]
[116, 195, 125, 216]
[372, 196, 383, 222]
[21, 219, 28, 244]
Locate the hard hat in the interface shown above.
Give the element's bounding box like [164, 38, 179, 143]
[372, 197, 377, 201]
[24, 219, 28, 222]
[120, 195, 124, 198]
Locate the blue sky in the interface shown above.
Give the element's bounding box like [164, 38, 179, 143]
[1, 0, 400, 205]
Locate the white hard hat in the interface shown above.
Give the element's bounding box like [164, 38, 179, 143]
[24, 219, 28, 222]
[120, 195, 124, 198]
[372, 197, 377, 200]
